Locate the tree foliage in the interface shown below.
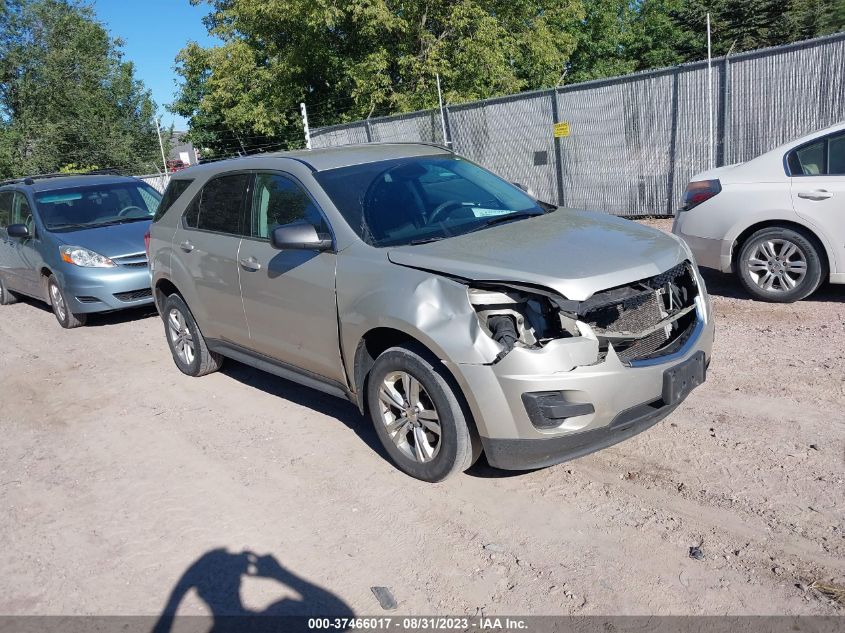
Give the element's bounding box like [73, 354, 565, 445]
[0, 0, 163, 178]
[176, 0, 845, 157]
[172, 0, 584, 157]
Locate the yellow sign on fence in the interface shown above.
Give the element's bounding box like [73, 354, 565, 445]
[553, 121, 571, 138]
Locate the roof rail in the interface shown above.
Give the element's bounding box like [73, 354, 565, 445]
[0, 169, 127, 187]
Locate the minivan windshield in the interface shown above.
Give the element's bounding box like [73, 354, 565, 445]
[314, 156, 548, 247]
[35, 181, 162, 232]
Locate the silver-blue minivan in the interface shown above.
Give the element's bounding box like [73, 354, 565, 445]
[0, 174, 161, 328]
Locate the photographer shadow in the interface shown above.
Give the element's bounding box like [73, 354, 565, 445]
[152, 548, 354, 633]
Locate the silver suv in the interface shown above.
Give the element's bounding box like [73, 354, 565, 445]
[149, 144, 714, 482]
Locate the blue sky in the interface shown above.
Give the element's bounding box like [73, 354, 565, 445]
[92, 0, 218, 129]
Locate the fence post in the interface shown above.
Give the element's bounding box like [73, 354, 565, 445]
[365, 118, 373, 143]
[442, 105, 453, 148]
[549, 89, 566, 206]
[665, 68, 680, 216]
[720, 56, 732, 166]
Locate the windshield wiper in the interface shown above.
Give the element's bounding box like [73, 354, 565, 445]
[409, 236, 446, 245]
[473, 211, 542, 231]
[49, 222, 92, 231]
[93, 217, 151, 227]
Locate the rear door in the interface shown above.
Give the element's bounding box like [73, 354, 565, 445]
[170, 172, 251, 346]
[789, 132, 845, 273]
[237, 171, 344, 383]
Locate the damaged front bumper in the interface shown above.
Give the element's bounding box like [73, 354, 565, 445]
[444, 294, 714, 470]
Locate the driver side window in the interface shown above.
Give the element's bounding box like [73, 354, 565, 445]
[251, 173, 328, 239]
[12, 193, 34, 230]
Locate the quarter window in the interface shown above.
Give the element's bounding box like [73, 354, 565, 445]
[251, 173, 328, 239]
[185, 173, 250, 235]
[154, 178, 193, 222]
[792, 141, 825, 175]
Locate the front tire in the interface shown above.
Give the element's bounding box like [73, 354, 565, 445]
[161, 293, 223, 377]
[736, 227, 823, 303]
[47, 276, 86, 328]
[366, 345, 477, 482]
[0, 275, 18, 305]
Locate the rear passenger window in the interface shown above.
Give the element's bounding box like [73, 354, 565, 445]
[251, 173, 328, 239]
[154, 178, 193, 222]
[829, 135, 845, 175]
[184, 173, 249, 234]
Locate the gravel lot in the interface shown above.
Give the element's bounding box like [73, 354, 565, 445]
[1, 219, 843, 617]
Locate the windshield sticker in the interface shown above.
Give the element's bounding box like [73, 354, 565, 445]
[471, 208, 513, 218]
[38, 193, 83, 203]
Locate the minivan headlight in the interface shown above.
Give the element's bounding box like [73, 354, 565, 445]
[59, 245, 116, 268]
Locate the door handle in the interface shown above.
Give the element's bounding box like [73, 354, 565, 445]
[239, 256, 262, 271]
[797, 189, 833, 200]
[179, 240, 195, 252]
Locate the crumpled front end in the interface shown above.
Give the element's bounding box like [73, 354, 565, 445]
[442, 260, 714, 469]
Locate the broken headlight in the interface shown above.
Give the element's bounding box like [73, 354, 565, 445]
[468, 285, 579, 359]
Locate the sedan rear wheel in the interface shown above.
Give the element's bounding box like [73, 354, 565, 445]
[737, 228, 823, 303]
[0, 275, 18, 305]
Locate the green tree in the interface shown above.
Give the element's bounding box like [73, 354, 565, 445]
[172, 0, 585, 158]
[566, 0, 637, 83]
[0, 0, 162, 178]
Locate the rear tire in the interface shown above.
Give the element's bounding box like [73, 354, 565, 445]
[736, 227, 823, 303]
[161, 293, 223, 377]
[0, 276, 18, 305]
[366, 344, 477, 482]
[47, 276, 86, 328]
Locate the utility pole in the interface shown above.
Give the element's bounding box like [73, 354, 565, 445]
[436, 73, 449, 148]
[706, 12, 714, 169]
[300, 102, 312, 150]
[156, 117, 168, 175]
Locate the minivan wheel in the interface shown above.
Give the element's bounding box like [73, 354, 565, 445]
[0, 276, 18, 305]
[47, 276, 86, 328]
[366, 345, 477, 482]
[736, 227, 823, 303]
[161, 293, 223, 377]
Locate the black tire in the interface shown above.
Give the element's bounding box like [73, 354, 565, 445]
[0, 275, 18, 305]
[161, 293, 223, 377]
[736, 227, 823, 303]
[47, 276, 87, 328]
[366, 344, 478, 482]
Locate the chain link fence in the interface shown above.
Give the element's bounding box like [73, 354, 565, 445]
[310, 32, 845, 216]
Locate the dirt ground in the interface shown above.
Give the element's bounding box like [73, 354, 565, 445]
[1, 218, 843, 618]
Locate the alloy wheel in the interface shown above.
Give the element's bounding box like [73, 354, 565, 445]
[745, 239, 808, 293]
[50, 283, 66, 321]
[377, 371, 442, 463]
[167, 308, 195, 366]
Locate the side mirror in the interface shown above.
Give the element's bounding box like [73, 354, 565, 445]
[270, 223, 332, 251]
[7, 224, 30, 239]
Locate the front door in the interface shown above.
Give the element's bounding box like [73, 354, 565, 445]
[237, 172, 344, 383]
[10, 192, 41, 295]
[789, 131, 845, 273]
[170, 172, 251, 346]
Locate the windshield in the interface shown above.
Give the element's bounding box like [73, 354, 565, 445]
[314, 156, 546, 247]
[35, 181, 162, 232]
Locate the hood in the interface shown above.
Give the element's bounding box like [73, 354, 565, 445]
[387, 210, 688, 301]
[51, 220, 151, 258]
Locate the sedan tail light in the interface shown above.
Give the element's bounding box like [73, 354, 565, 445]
[144, 227, 151, 259]
[682, 179, 722, 210]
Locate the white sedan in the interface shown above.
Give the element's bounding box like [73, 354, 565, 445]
[673, 121, 845, 302]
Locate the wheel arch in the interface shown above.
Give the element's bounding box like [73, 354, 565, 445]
[351, 326, 483, 447]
